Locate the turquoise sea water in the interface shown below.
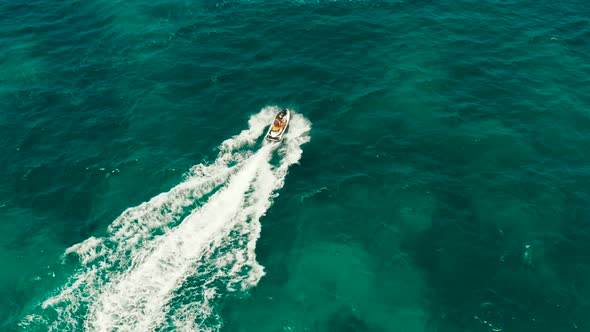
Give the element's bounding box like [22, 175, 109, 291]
[2, 0, 590, 330]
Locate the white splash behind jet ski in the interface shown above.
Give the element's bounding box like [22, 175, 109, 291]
[265, 109, 290, 142]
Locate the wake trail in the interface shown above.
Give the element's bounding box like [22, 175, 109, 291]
[88, 145, 274, 331]
[20, 106, 311, 332]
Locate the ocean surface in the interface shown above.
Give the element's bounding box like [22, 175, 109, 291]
[1, 0, 590, 331]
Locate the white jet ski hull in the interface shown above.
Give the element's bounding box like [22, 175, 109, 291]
[265, 109, 290, 142]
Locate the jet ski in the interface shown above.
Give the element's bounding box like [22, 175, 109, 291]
[265, 109, 290, 142]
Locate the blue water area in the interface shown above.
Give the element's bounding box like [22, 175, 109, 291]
[1, 0, 590, 331]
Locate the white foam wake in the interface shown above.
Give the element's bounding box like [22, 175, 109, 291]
[21, 106, 311, 331]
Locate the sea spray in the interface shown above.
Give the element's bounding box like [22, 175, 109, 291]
[21, 107, 311, 331]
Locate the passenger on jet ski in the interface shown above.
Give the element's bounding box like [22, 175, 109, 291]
[272, 118, 282, 131]
[273, 116, 286, 130]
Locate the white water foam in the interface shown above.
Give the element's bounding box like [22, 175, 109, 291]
[21, 106, 311, 331]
